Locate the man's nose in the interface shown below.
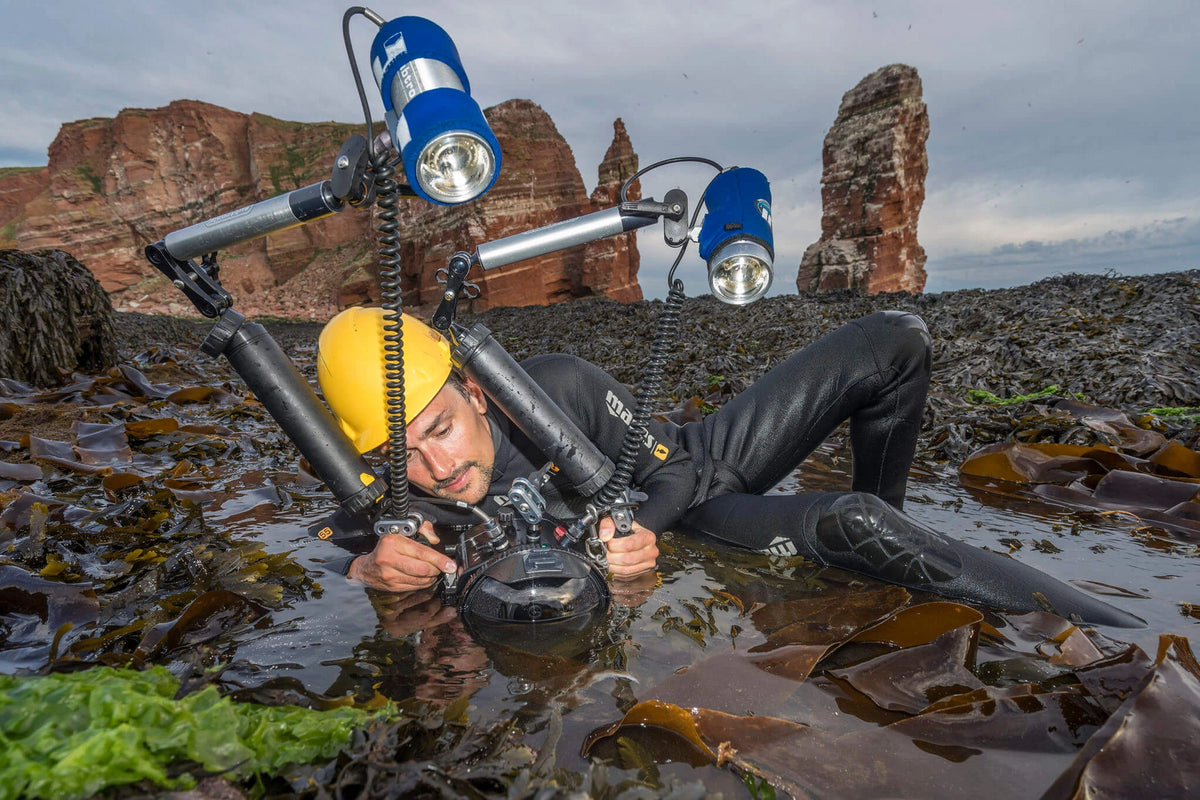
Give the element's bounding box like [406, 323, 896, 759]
[421, 446, 456, 481]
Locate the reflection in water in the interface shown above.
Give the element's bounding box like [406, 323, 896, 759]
[312, 578, 643, 714]
[330, 588, 489, 704]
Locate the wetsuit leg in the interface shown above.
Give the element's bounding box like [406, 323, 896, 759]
[682, 311, 931, 509]
[680, 491, 1144, 628]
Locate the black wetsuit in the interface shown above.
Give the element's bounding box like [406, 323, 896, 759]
[324, 311, 1142, 627]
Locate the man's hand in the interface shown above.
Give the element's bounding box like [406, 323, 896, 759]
[598, 517, 659, 578]
[347, 521, 458, 592]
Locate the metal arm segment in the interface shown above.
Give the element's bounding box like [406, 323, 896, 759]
[475, 206, 657, 270]
[200, 310, 387, 516]
[163, 181, 344, 262]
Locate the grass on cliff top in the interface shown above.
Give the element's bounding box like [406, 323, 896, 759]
[0, 166, 44, 178]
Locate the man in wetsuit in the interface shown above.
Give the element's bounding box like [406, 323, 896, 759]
[315, 305, 1142, 627]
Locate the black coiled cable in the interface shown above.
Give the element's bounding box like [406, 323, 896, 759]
[343, 7, 420, 522]
[374, 153, 411, 519]
[595, 159, 720, 509]
[596, 278, 686, 506]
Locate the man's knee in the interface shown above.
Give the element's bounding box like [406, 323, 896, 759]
[860, 311, 931, 375]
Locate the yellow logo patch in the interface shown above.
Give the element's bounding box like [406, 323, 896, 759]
[316, 526, 333, 540]
[653, 444, 669, 461]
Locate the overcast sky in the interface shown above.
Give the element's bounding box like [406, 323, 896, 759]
[1, 0, 1196, 297]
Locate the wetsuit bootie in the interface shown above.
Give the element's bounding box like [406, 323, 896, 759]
[807, 493, 1145, 628]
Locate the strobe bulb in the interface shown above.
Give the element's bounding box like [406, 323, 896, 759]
[370, 17, 502, 204]
[698, 167, 774, 305]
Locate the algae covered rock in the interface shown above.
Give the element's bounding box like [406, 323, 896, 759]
[0, 248, 117, 386]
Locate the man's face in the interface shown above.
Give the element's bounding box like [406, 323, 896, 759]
[401, 377, 495, 505]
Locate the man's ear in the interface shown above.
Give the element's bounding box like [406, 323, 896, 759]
[461, 376, 488, 414]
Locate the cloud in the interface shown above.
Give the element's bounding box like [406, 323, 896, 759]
[1, 0, 1197, 299]
[927, 216, 1200, 291]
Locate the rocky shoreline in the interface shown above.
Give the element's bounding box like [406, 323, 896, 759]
[114, 269, 1200, 464]
[5, 269, 1198, 800]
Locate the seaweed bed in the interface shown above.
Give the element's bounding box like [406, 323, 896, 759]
[2, 269, 1199, 799]
[114, 268, 1200, 464]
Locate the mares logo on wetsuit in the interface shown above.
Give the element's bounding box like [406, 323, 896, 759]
[605, 390, 670, 461]
[761, 535, 797, 558]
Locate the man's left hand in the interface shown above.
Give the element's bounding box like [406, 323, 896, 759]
[598, 517, 658, 577]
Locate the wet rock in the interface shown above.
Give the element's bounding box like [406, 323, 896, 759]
[797, 64, 929, 294]
[0, 249, 117, 386]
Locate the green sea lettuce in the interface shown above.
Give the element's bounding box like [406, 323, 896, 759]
[0, 665, 381, 800]
[966, 384, 1079, 406]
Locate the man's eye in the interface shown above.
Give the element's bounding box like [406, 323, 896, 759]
[435, 426, 452, 438]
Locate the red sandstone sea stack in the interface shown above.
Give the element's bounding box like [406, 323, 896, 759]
[797, 64, 929, 294]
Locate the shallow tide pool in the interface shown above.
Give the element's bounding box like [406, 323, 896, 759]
[2, 351, 1198, 797]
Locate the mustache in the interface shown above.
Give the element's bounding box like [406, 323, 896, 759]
[434, 465, 470, 491]
[432, 461, 493, 495]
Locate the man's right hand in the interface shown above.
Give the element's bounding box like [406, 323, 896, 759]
[347, 521, 459, 592]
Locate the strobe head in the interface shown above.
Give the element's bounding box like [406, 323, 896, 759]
[698, 167, 774, 305]
[370, 16, 501, 204]
[457, 544, 611, 626]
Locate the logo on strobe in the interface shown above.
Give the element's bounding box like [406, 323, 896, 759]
[756, 199, 772, 228]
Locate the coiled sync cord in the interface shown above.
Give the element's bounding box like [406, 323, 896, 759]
[343, 6, 413, 520]
[596, 279, 685, 507]
[374, 156, 412, 520]
[596, 156, 721, 509]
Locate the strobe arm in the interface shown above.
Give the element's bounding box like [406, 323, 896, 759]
[449, 322, 615, 498]
[144, 241, 387, 518]
[474, 206, 659, 270]
[430, 194, 688, 332]
[426, 195, 691, 497]
[156, 132, 375, 266]
[162, 181, 345, 263]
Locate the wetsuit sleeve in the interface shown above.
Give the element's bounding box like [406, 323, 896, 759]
[305, 499, 459, 575]
[306, 507, 376, 575]
[522, 354, 697, 533]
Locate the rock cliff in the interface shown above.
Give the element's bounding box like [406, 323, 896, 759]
[0, 167, 48, 246]
[0, 99, 642, 318]
[797, 64, 929, 294]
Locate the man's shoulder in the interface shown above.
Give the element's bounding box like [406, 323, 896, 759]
[519, 353, 616, 407]
[520, 352, 605, 382]
[520, 352, 588, 370]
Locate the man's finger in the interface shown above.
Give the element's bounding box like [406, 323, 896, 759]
[417, 520, 441, 546]
[606, 529, 652, 553]
[378, 533, 457, 574]
[607, 546, 653, 566]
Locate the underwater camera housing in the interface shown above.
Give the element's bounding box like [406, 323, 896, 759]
[443, 479, 612, 627]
